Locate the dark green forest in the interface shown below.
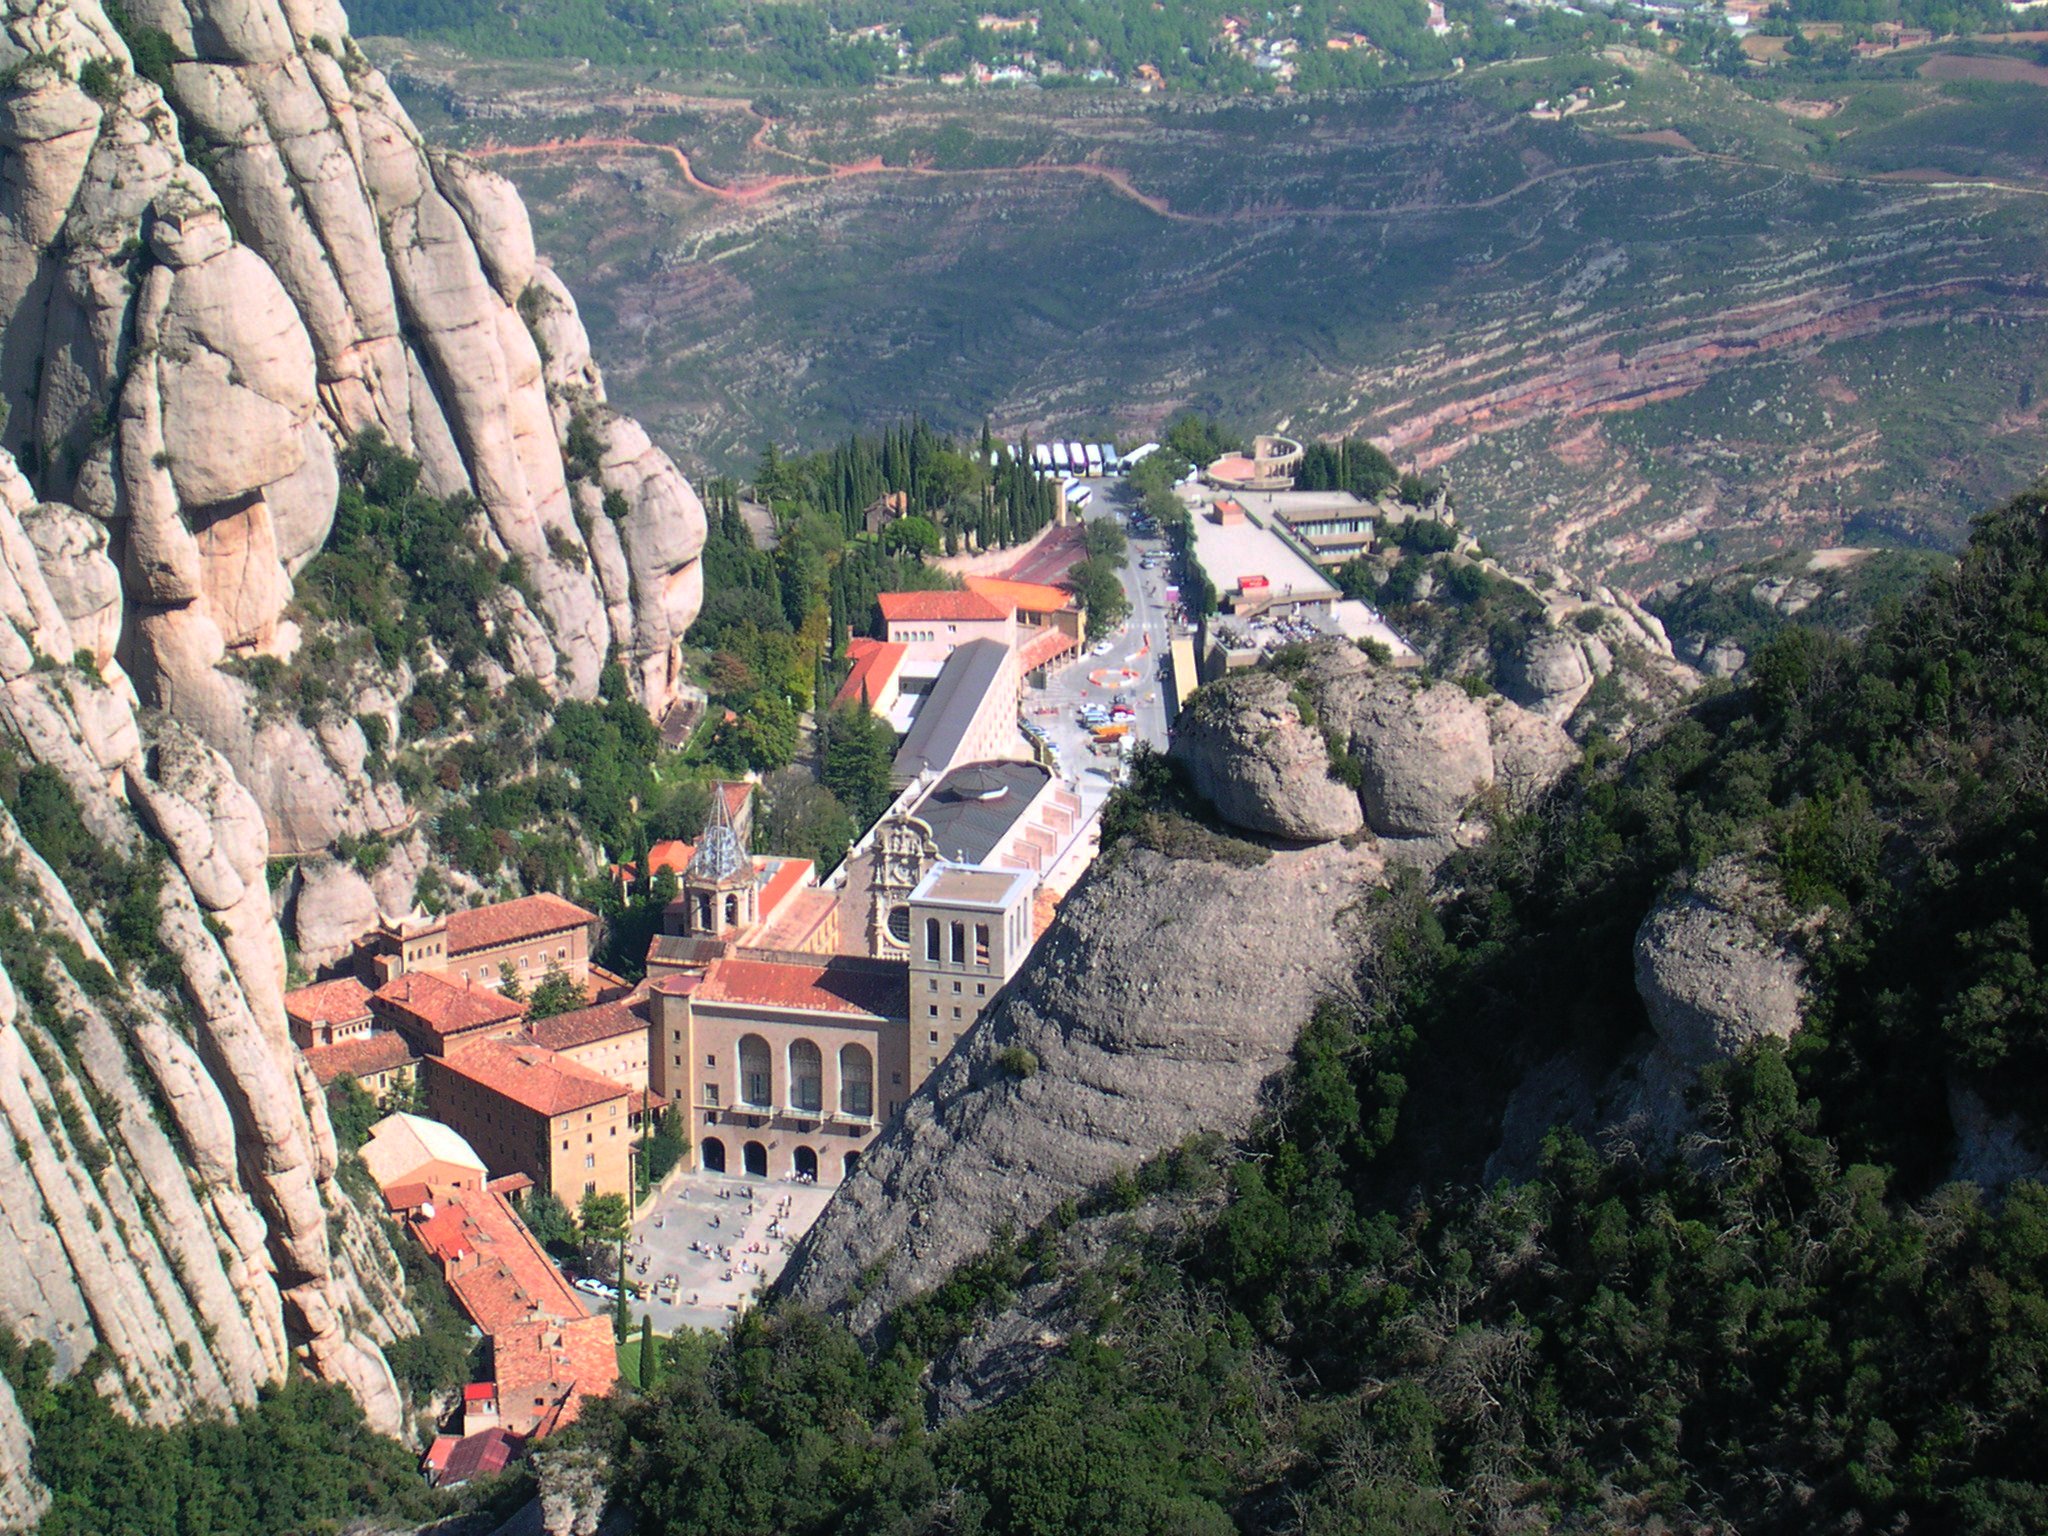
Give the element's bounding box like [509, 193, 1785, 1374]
[573, 484, 2048, 1533]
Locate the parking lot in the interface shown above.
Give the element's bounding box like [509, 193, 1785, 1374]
[618, 1170, 837, 1334]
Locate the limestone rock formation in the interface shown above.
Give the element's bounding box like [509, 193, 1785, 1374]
[1169, 669, 1364, 841]
[1, 0, 706, 856]
[1502, 629, 1597, 723]
[1484, 695, 1578, 809]
[1633, 857, 1808, 1070]
[781, 836, 1381, 1335]
[0, 0, 734, 1490]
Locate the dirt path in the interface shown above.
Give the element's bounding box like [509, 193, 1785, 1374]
[475, 125, 2048, 225]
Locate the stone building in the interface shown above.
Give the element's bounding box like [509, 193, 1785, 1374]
[865, 760, 1082, 960]
[425, 1040, 633, 1206]
[907, 865, 1036, 1074]
[355, 892, 598, 992]
[645, 955, 911, 1185]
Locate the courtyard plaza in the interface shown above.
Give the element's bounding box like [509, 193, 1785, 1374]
[622, 1168, 837, 1333]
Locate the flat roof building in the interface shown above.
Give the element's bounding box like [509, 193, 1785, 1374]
[1185, 493, 1341, 618]
[893, 639, 1024, 784]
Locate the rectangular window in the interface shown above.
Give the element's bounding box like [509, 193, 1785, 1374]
[584, 1181, 597, 1197]
[584, 1153, 595, 1169]
[928, 1005, 938, 1018]
[892, 1073, 902, 1086]
[929, 1030, 939, 1043]
[951, 1007, 961, 1020]
[703, 1084, 720, 1106]
[952, 980, 962, 994]
[928, 1056, 938, 1068]
[706, 1054, 716, 1067]
[977, 983, 987, 997]
[928, 979, 938, 992]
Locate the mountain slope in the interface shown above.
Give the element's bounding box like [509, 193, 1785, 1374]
[0, 0, 714, 1512]
[591, 485, 2048, 1534]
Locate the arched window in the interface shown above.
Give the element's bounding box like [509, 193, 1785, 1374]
[738, 1035, 771, 1108]
[725, 892, 740, 927]
[839, 1044, 874, 1118]
[700, 1137, 727, 1174]
[843, 1150, 861, 1179]
[789, 1039, 823, 1113]
[925, 917, 941, 961]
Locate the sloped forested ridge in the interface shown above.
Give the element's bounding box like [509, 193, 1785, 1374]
[579, 488, 2048, 1533]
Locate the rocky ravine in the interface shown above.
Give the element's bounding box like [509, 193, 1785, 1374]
[0, 0, 710, 1509]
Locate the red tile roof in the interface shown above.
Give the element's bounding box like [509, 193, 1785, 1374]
[375, 973, 526, 1038]
[443, 894, 596, 957]
[756, 856, 814, 924]
[631, 1088, 668, 1116]
[405, 1184, 618, 1437]
[523, 999, 648, 1052]
[966, 575, 1074, 614]
[462, 1382, 499, 1403]
[436, 1039, 628, 1119]
[303, 1030, 418, 1086]
[284, 976, 374, 1027]
[693, 955, 907, 1020]
[833, 637, 907, 708]
[878, 589, 1008, 624]
[383, 1182, 432, 1213]
[1018, 626, 1078, 673]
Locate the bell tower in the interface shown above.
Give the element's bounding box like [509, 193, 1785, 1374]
[683, 788, 757, 940]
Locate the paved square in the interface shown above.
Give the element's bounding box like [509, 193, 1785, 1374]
[624, 1171, 837, 1333]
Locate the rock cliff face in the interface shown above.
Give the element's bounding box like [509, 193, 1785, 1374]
[1, 0, 706, 857]
[0, 0, 705, 1503]
[781, 836, 1382, 1335]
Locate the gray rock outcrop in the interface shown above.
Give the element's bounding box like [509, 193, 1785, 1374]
[781, 836, 1382, 1335]
[1169, 669, 1364, 841]
[1, 0, 706, 854]
[1633, 857, 1808, 1070]
[0, 0, 729, 1491]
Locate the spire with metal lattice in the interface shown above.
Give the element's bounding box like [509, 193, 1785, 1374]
[688, 786, 748, 884]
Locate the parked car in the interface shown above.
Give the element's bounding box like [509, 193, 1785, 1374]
[573, 1277, 619, 1300]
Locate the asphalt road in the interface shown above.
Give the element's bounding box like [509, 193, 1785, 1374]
[1020, 479, 1176, 819]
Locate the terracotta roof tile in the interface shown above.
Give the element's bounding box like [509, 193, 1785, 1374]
[443, 894, 596, 956]
[374, 973, 526, 1037]
[965, 575, 1073, 613]
[693, 955, 907, 1020]
[878, 589, 1009, 624]
[833, 637, 907, 708]
[435, 1039, 628, 1118]
[303, 1031, 418, 1086]
[522, 999, 647, 1052]
[284, 976, 374, 1027]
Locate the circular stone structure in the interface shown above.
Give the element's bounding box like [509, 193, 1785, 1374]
[1205, 434, 1304, 491]
[1089, 668, 1142, 688]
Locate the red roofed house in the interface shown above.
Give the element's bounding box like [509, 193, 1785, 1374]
[646, 952, 910, 1187]
[964, 575, 1086, 671]
[356, 892, 598, 994]
[301, 1031, 418, 1098]
[284, 976, 374, 1048]
[833, 636, 908, 714]
[877, 588, 1017, 663]
[407, 1180, 618, 1443]
[372, 973, 527, 1058]
[426, 1039, 633, 1205]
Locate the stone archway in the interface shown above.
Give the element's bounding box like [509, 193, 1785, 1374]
[700, 1136, 726, 1174]
[793, 1145, 818, 1182]
[742, 1140, 768, 1177]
